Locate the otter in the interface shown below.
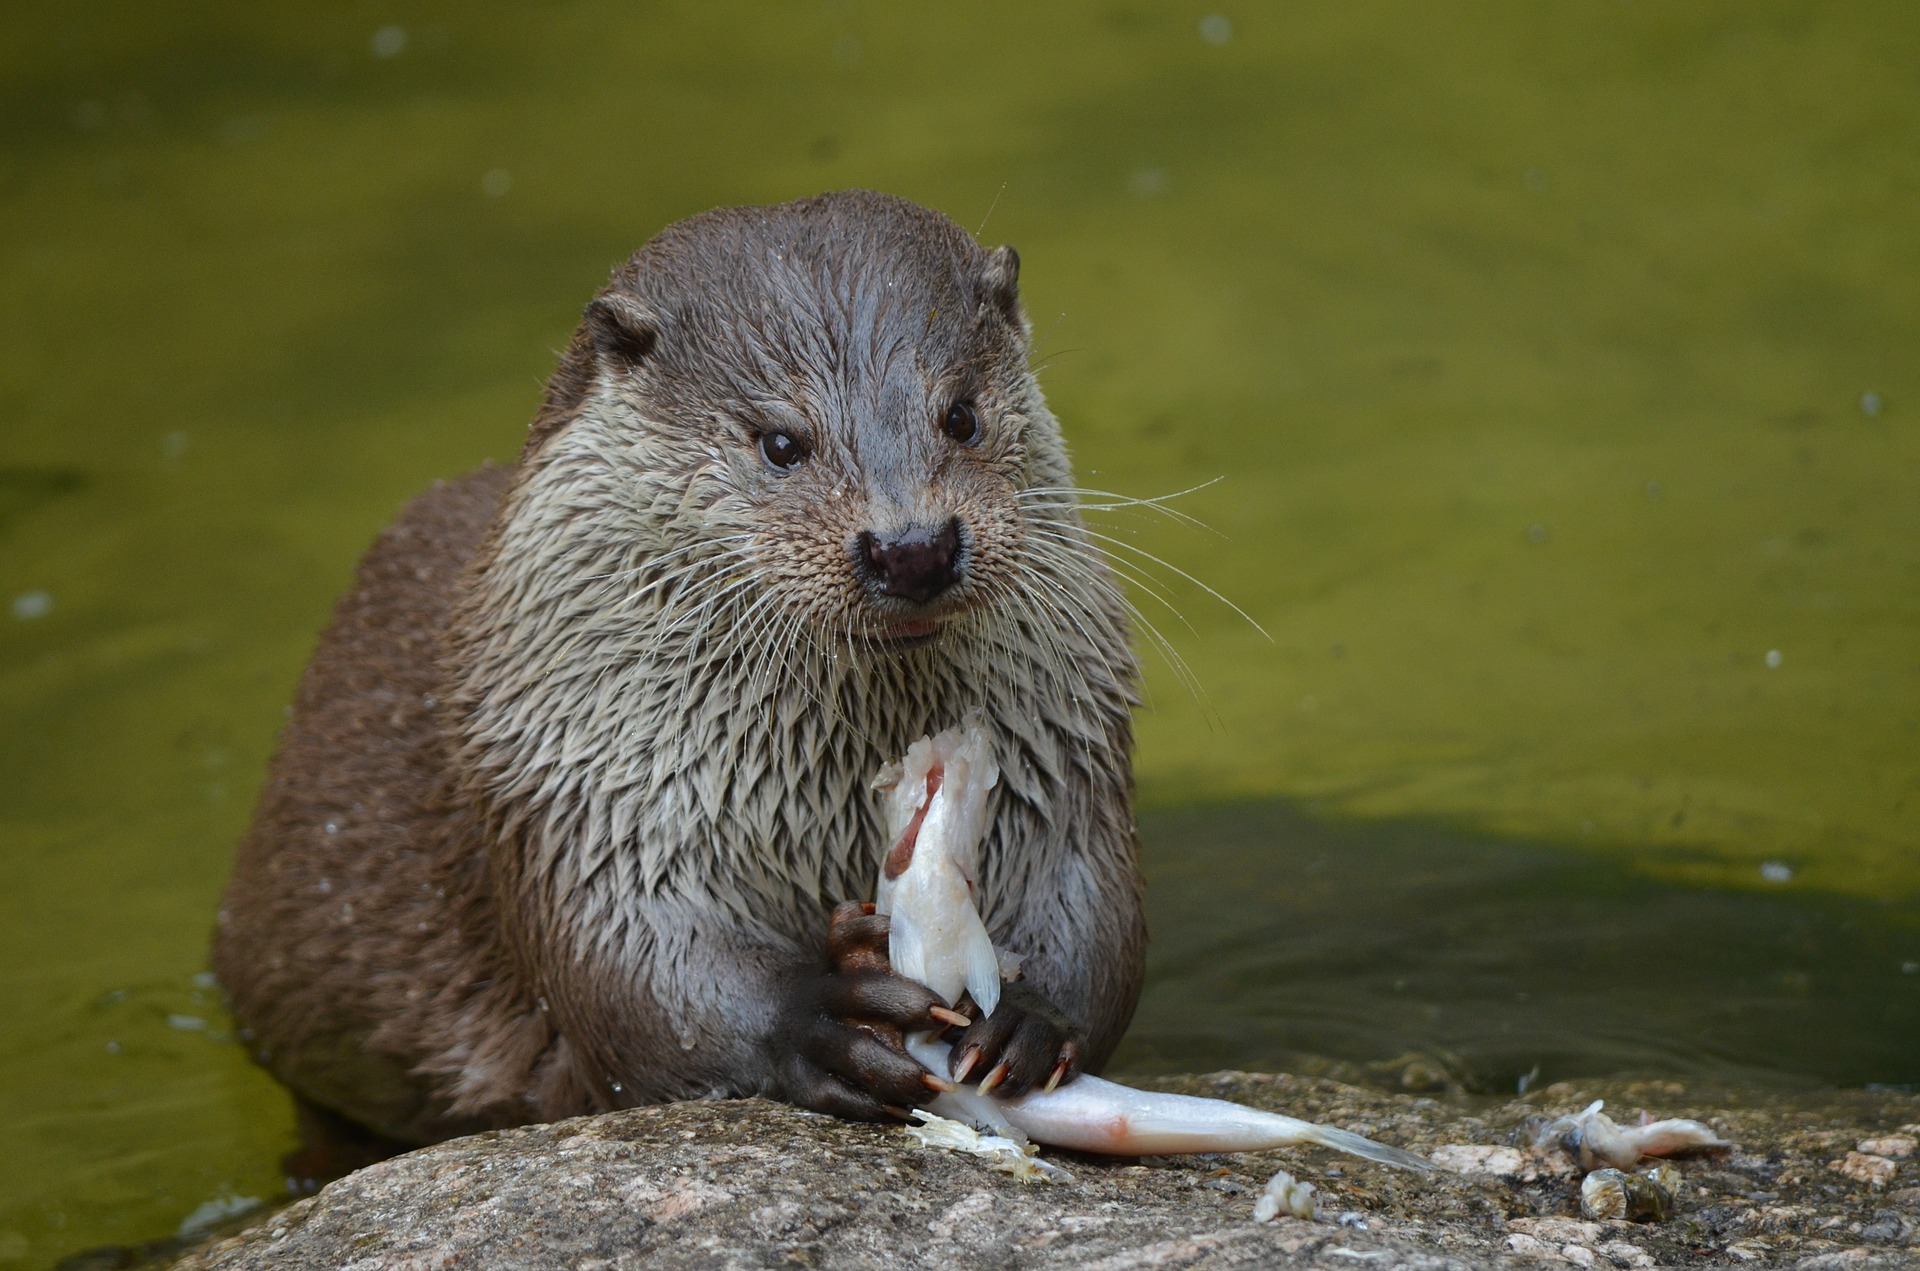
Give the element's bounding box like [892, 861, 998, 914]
[214, 190, 1145, 1153]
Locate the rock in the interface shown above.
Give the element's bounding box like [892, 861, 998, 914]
[159, 1073, 1920, 1270]
[1433, 1144, 1530, 1177]
[1832, 1152, 1900, 1189]
[1858, 1137, 1916, 1160]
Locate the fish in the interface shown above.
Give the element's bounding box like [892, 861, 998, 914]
[1527, 1099, 1731, 1172]
[872, 717, 1433, 1171]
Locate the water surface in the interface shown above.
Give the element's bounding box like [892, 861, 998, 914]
[2, 3, 1915, 1266]
[1126, 800, 1920, 1093]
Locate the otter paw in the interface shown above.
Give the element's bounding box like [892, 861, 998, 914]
[948, 981, 1083, 1098]
[771, 903, 967, 1121]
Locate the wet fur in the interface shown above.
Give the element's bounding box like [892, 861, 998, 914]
[214, 191, 1145, 1144]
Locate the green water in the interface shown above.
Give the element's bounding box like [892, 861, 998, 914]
[2, 2, 1915, 1265]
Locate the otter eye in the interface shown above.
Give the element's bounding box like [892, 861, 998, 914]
[942, 399, 981, 446]
[759, 430, 807, 471]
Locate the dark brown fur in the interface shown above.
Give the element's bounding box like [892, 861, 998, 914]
[215, 466, 596, 1138]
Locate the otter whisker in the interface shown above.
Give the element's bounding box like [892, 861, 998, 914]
[1016, 479, 1244, 709]
[1016, 481, 1221, 534]
[735, 596, 786, 710]
[989, 542, 1135, 720]
[1009, 560, 1131, 705]
[676, 560, 761, 636]
[577, 533, 756, 589]
[577, 548, 757, 640]
[607, 540, 761, 621]
[788, 610, 853, 737]
[1074, 527, 1270, 642]
[978, 582, 1121, 782]
[740, 595, 837, 732]
[1017, 530, 1210, 714]
[972, 586, 1116, 751]
[729, 599, 794, 735]
[1022, 522, 1195, 635]
[628, 569, 760, 665]
[549, 538, 763, 675]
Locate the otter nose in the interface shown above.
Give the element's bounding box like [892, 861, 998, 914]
[858, 519, 962, 604]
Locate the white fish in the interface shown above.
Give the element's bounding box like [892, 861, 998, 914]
[1531, 1099, 1730, 1172]
[873, 722, 1004, 1019]
[872, 718, 1432, 1171]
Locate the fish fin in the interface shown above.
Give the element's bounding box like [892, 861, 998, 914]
[889, 911, 929, 996]
[962, 913, 1001, 1018]
[1297, 1124, 1436, 1173]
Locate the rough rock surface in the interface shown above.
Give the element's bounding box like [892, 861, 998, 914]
[162, 1073, 1920, 1270]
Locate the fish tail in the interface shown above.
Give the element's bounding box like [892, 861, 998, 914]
[1297, 1123, 1436, 1172]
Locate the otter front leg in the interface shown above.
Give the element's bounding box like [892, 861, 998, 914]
[769, 902, 968, 1120]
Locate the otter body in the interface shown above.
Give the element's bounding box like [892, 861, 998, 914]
[215, 191, 1144, 1145]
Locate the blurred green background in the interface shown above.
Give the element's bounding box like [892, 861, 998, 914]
[1, 2, 1915, 1265]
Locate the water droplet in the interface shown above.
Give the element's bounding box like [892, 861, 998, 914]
[1760, 861, 1793, 883]
[11, 591, 51, 620]
[481, 168, 512, 199]
[1765, 649, 1782, 669]
[1860, 391, 1883, 418]
[1198, 14, 1234, 44]
[167, 1014, 208, 1031]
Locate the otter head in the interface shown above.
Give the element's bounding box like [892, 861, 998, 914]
[521, 189, 1067, 655]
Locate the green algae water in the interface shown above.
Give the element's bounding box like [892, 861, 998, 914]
[1, 2, 1915, 1264]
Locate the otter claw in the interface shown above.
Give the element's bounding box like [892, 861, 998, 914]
[1044, 1059, 1070, 1094]
[951, 1047, 982, 1084]
[929, 1005, 972, 1029]
[975, 1061, 1010, 1097]
[921, 1072, 959, 1094]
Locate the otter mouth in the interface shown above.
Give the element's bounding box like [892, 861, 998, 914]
[862, 617, 943, 650]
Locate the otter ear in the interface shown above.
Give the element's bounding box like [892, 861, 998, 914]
[585, 292, 659, 372]
[979, 245, 1024, 328]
